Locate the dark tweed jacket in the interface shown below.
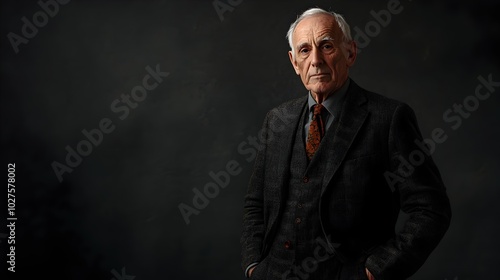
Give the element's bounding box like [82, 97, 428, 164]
[240, 80, 451, 280]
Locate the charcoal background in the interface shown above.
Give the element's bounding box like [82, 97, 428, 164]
[1, 0, 499, 279]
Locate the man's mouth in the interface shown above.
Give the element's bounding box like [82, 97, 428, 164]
[310, 73, 329, 78]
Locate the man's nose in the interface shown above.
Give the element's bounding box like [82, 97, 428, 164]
[310, 47, 324, 67]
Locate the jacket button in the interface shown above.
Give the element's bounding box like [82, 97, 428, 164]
[297, 203, 303, 208]
[295, 217, 302, 224]
[303, 176, 309, 183]
[284, 240, 291, 249]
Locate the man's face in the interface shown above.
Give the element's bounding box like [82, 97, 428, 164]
[289, 14, 357, 98]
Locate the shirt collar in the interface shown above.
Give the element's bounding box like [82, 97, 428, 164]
[307, 78, 350, 118]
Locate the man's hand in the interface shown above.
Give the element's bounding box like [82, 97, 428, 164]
[365, 268, 376, 280]
[248, 266, 256, 277]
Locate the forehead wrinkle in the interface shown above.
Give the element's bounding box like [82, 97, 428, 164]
[314, 26, 340, 42]
[293, 15, 342, 46]
[295, 34, 335, 50]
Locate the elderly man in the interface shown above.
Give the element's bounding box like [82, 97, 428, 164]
[240, 7, 451, 280]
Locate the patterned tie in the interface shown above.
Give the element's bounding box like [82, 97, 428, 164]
[306, 104, 325, 160]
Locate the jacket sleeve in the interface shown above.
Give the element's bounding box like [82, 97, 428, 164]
[240, 112, 271, 274]
[365, 103, 452, 280]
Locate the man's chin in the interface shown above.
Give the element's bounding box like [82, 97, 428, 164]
[308, 85, 334, 96]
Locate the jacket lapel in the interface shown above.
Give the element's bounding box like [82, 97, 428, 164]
[320, 81, 369, 196]
[273, 96, 308, 201]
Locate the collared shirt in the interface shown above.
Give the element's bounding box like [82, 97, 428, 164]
[304, 78, 350, 143]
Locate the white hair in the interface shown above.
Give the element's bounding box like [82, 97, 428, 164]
[286, 8, 352, 58]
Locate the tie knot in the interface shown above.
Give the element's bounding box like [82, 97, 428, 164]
[313, 104, 324, 116]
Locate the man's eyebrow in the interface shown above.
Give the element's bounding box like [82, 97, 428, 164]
[296, 42, 310, 50]
[296, 36, 335, 50]
[319, 36, 335, 43]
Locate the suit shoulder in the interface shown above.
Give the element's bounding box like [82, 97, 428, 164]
[267, 95, 306, 116]
[363, 89, 404, 109]
[357, 85, 413, 115]
[349, 81, 418, 124]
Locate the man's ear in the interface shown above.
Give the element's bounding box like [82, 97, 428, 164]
[345, 41, 357, 67]
[288, 51, 300, 75]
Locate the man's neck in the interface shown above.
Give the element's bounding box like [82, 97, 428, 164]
[310, 78, 348, 104]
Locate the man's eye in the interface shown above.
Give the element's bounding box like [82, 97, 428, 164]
[300, 48, 309, 54]
[323, 44, 333, 50]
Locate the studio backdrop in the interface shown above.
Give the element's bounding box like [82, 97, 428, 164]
[1, 0, 499, 279]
